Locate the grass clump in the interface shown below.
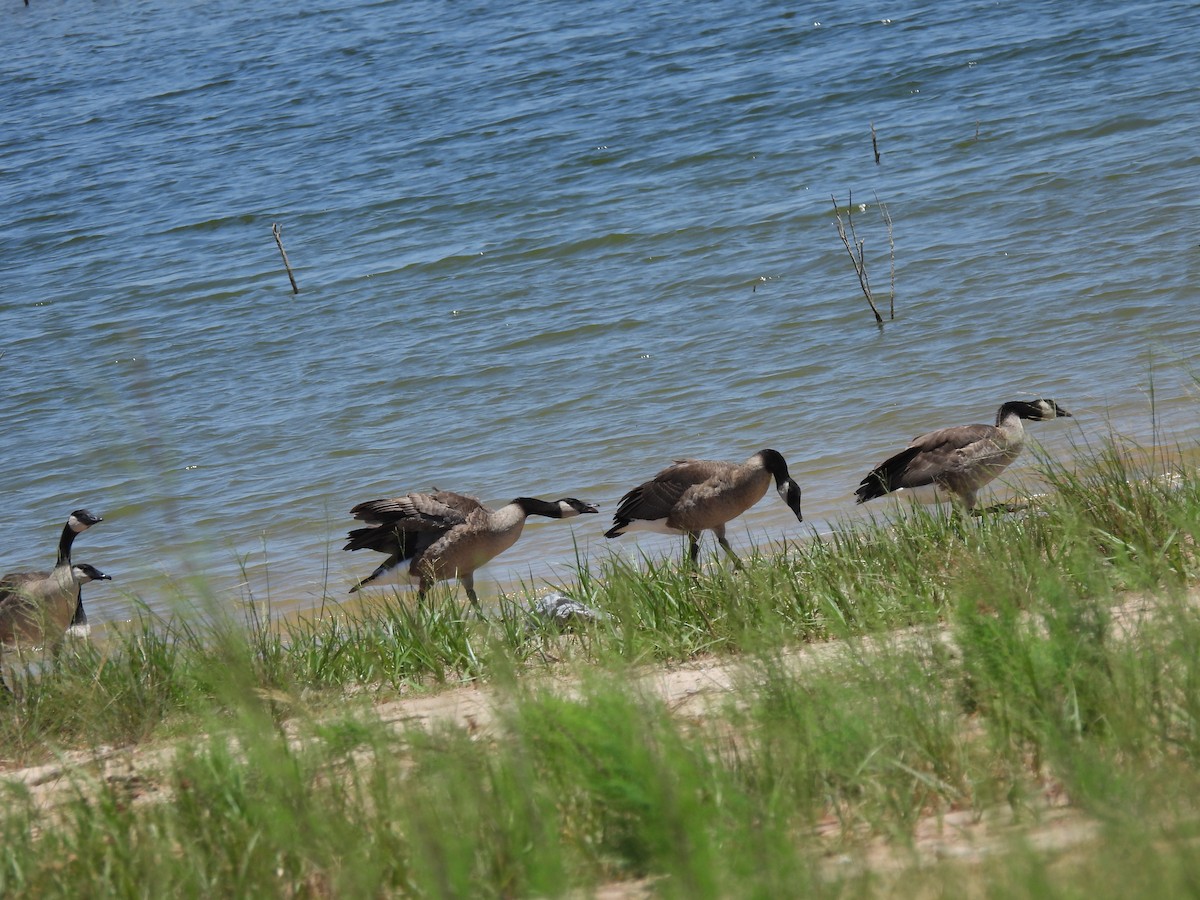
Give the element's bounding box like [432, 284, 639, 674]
[7, 606, 1200, 897]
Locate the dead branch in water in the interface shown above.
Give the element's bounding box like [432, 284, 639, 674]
[876, 191, 895, 320]
[870, 122, 880, 165]
[831, 191, 895, 324]
[272, 223, 299, 294]
[831, 192, 881, 324]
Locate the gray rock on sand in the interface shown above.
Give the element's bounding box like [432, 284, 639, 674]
[525, 592, 609, 631]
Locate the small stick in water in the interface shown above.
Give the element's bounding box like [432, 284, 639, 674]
[831, 193, 883, 325]
[272, 223, 299, 294]
[870, 122, 880, 165]
[874, 191, 895, 320]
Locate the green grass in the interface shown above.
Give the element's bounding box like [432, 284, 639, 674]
[2, 435, 1200, 896]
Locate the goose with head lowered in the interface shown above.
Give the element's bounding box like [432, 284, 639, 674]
[345, 490, 598, 611]
[605, 448, 804, 566]
[0, 557, 112, 695]
[854, 399, 1072, 513]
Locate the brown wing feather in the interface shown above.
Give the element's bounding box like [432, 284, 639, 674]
[349, 492, 474, 530]
[858, 423, 1006, 501]
[0, 571, 47, 603]
[908, 423, 996, 454]
[612, 459, 724, 522]
[670, 465, 768, 530]
[901, 424, 1003, 486]
[432, 490, 486, 516]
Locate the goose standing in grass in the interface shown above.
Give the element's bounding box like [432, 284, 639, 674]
[854, 399, 1072, 512]
[0, 557, 112, 695]
[345, 490, 598, 610]
[605, 449, 804, 566]
[53, 508, 104, 632]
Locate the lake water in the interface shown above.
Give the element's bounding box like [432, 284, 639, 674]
[3, 0, 1198, 623]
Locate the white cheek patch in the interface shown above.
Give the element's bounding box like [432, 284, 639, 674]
[69, 516, 88, 533]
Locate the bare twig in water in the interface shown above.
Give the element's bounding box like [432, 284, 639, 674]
[875, 191, 895, 320]
[870, 122, 880, 165]
[272, 223, 299, 294]
[831, 192, 883, 324]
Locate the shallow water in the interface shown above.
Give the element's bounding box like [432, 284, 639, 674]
[2, 0, 1198, 621]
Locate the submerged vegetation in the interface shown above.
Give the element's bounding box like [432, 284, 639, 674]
[2, 437, 1200, 897]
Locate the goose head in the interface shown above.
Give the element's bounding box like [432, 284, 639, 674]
[1030, 399, 1071, 420]
[778, 478, 803, 523]
[554, 498, 599, 518]
[512, 498, 600, 519]
[68, 509, 104, 533]
[71, 563, 112, 584]
[995, 399, 1072, 425]
[757, 449, 804, 523]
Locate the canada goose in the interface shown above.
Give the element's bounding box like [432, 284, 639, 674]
[605, 449, 804, 566]
[54, 508, 104, 630]
[854, 399, 1072, 512]
[344, 491, 599, 610]
[0, 562, 112, 694]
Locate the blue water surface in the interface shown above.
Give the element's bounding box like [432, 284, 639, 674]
[1, 0, 1197, 619]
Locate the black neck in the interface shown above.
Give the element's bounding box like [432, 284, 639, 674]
[995, 401, 1038, 425]
[758, 449, 790, 486]
[56, 522, 78, 566]
[512, 497, 561, 518]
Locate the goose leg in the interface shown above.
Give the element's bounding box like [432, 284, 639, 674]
[949, 491, 978, 532]
[687, 533, 701, 567]
[714, 524, 744, 570]
[461, 574, 484, 617]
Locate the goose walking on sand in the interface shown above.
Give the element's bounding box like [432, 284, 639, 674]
[605, 449, 804, 566]
[854, 399, 1072, 512]
[345, 490, 598, 610]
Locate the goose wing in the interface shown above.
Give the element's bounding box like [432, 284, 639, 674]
[416, 501, 520, 580]
[613, 459, 725, 522]
[349, 492, 476, 531]
[430, 490, 487, 516]
[343, 525, 422, 557]
[0, 571, 45, 612]
[0, 571, 45, 591]
[907, 424, 1010, 481]
[858, 424, 990, 500]
[885, 424, 1001, 489]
